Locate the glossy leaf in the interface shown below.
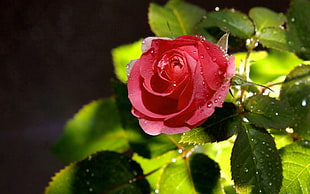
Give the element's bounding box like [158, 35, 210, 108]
[287, 0, 310, 60]
[244, 94, 295, 129]
[158, 153, 222, 193]
[148, 0, 206, 38]
[231, 125, 282, 193]
[52, 98, 128, 164]
[202, 140, 235, 186]
[201, 9, 254, 38]
[280, 65, 310, 139]
[180, 102, 241, 144]
[189, 154, 222, 193]
[112, 40, 142, 83]
[113, 81, 178, 158]
[249, 7, 286, 32]
[279, 140, 310, 194]
[45, 151, 150, 194]
[258, 27, 291, 52]
[133, 151, 179, 193]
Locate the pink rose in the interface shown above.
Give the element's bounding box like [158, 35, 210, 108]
[127, 35, 235, 135]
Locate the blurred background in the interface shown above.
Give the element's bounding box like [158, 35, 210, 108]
[0, 0, 289, 193]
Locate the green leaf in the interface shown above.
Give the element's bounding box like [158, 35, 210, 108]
[112, 40, 142, 83]
[148, 0, 206, 38]
[279, 140, 310, 194]
[200, 9, 254, 38]
[189, 153, 222, 193]
[231, 125, 282, 193]
[249, 7, 286, 32]
[52, 98, 128, 165]
[180, 102, 241, 144]
[113, 81, 178, 158]
[158, 153, 222, 193]
[134, 150, 223, 193]
[244, 94, 295, 129]
[202, 140, 235, 186]
[250, 49, 303, 84]
[280, 65, 310, 139]
[287, 0, 310, 60]
[133, 151, 180, 193]
[257, 27, 291, 52]
[45, 151, 150, 194]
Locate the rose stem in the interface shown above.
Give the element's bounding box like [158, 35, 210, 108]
[165, 134, 183, 150]
[238, 37, 258, 112]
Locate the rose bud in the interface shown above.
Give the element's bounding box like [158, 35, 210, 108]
[127, 35, 235, 135]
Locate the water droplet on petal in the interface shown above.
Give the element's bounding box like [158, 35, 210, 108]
[212, 57, 217, 62]
[200, 54, 204, 59]
[207, 101, 213, 108]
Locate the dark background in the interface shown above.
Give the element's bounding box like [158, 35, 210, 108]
[0, 0, 289, 193]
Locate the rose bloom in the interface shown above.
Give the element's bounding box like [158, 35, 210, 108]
[127, 35, 235, 135]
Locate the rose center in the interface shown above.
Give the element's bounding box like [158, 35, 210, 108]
[157, 54, 186, 84]
[171, 60, 183, 73]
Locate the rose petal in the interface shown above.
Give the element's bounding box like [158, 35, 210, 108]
[126, 59, 137, 77]
[139, 118, 190, 135]
[186, 102, 216, 126]
[141, 37, 171, 53]
[226, 55, 236, 78]
[186, 56, 235, 126]
[197, 42, 223, 91]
